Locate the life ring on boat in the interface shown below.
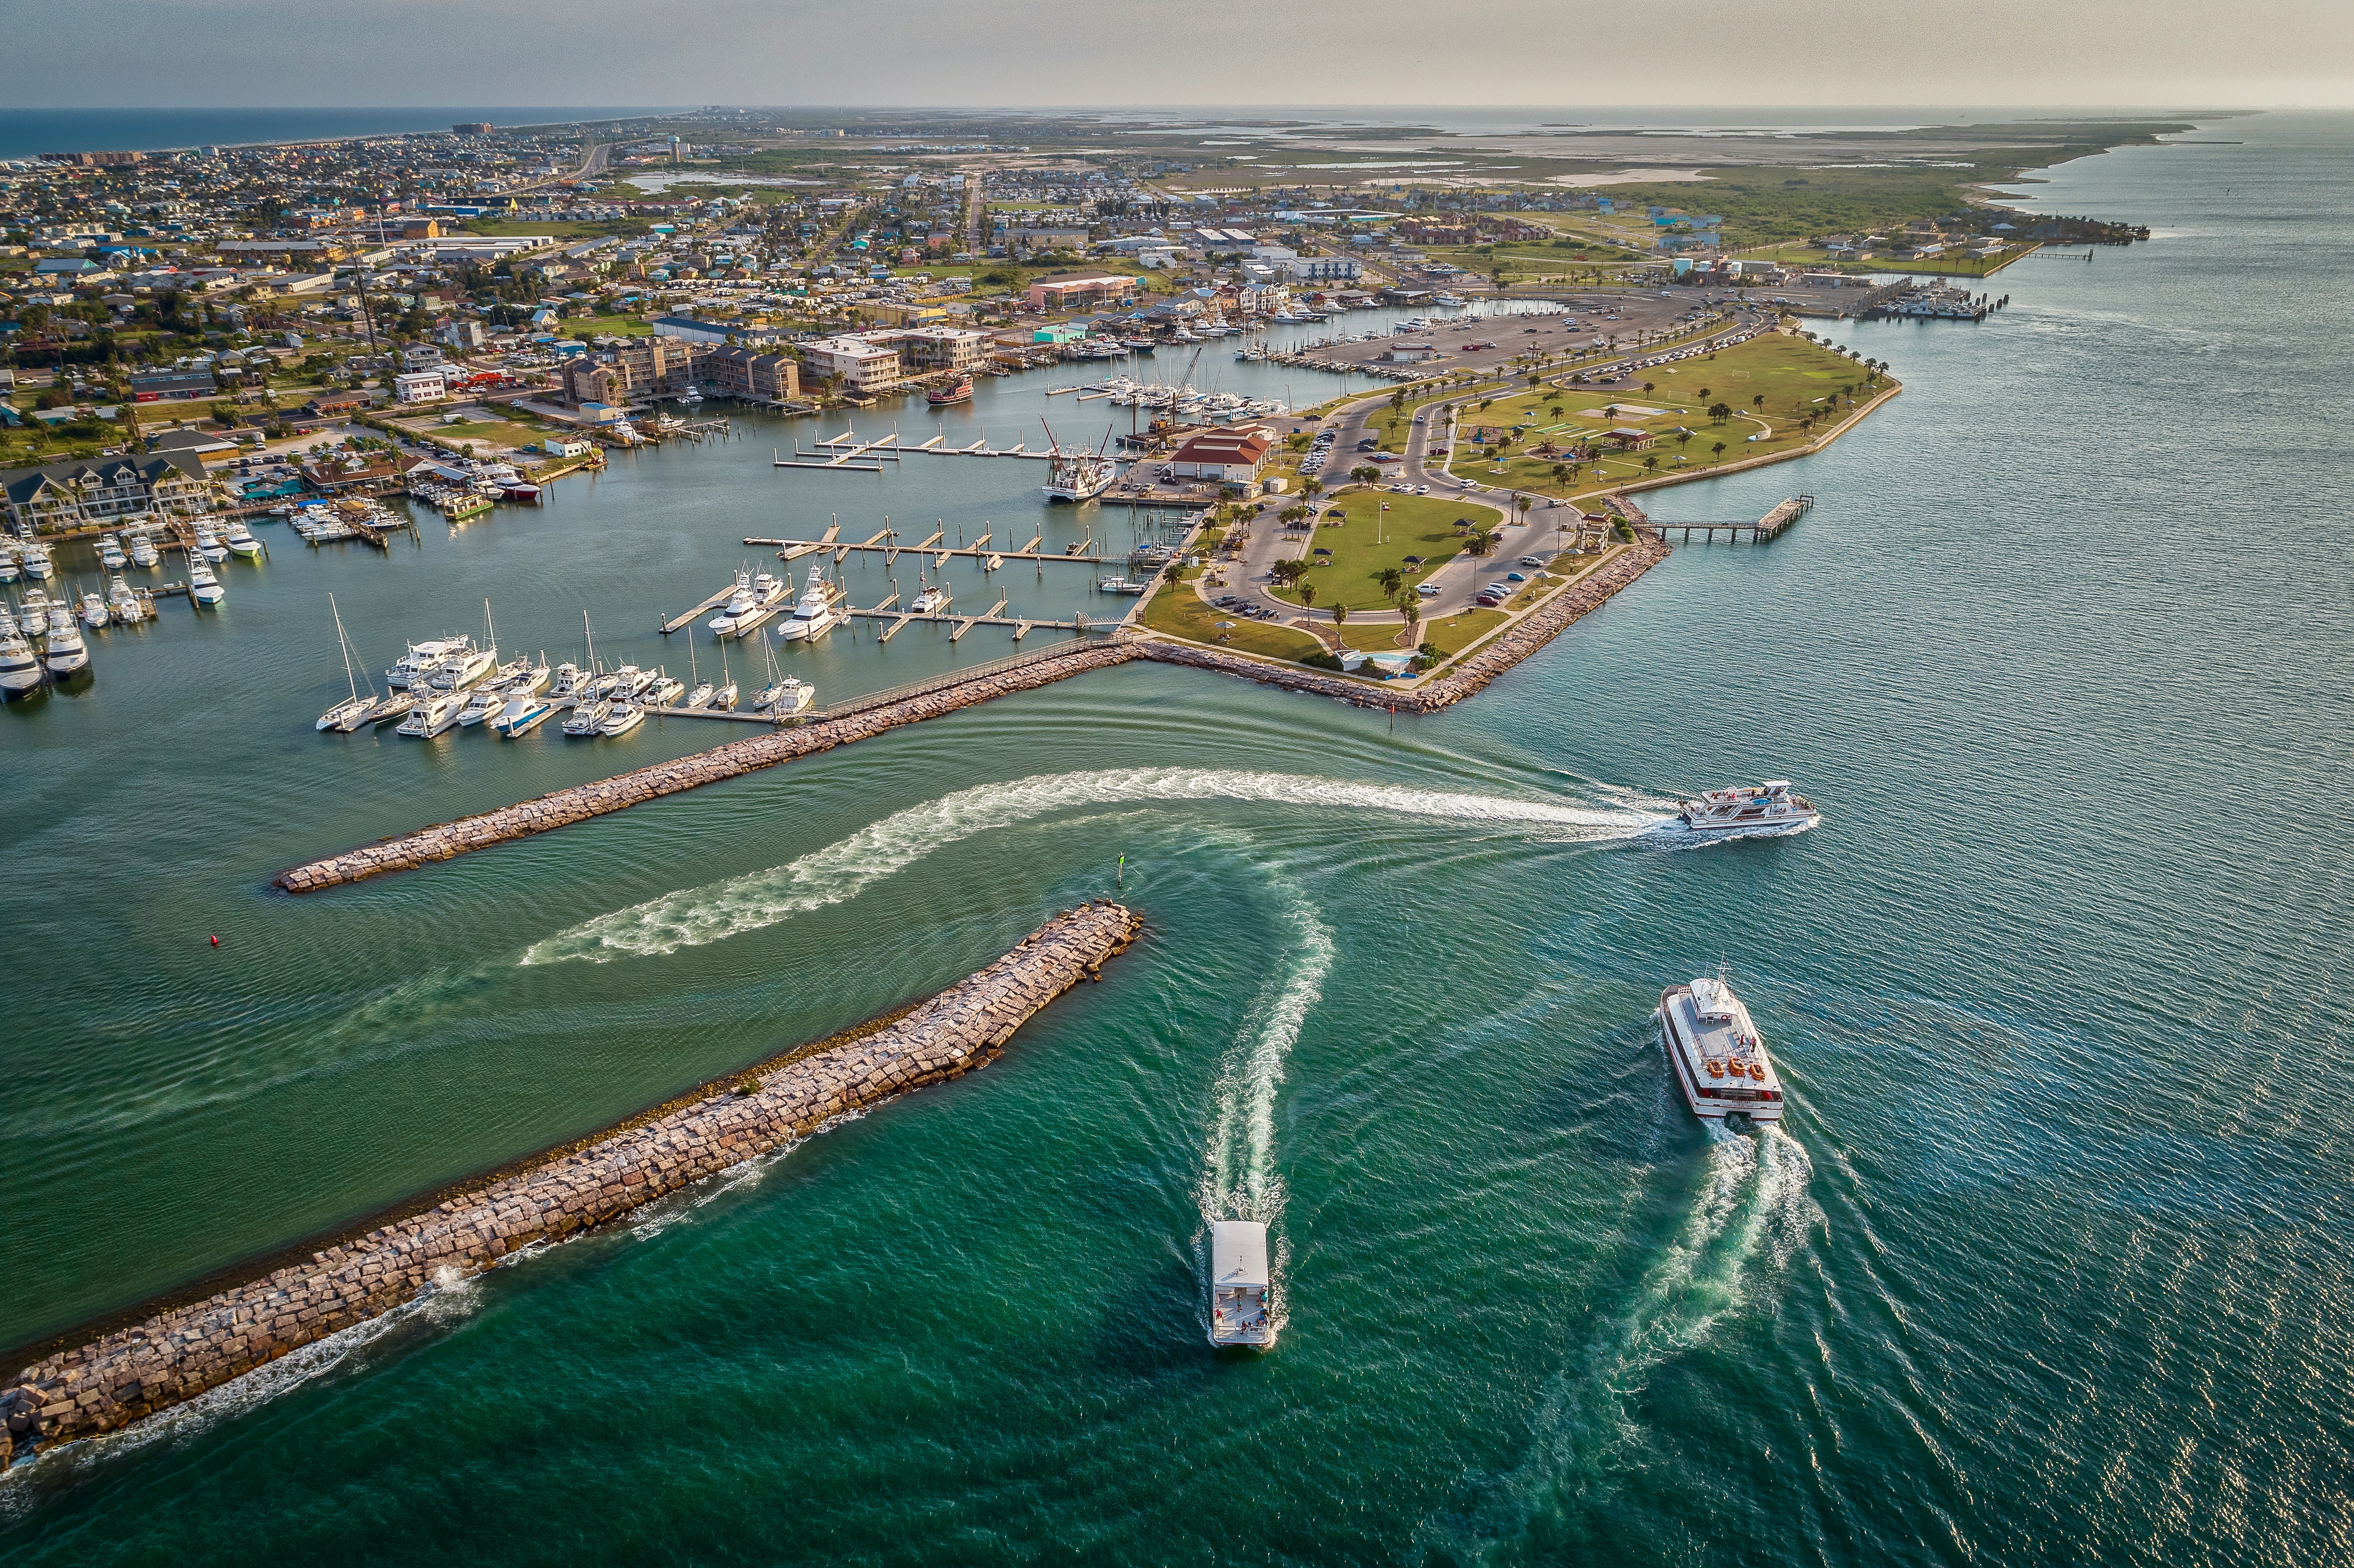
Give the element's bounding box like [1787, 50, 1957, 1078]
[1749, 1063, 1766, 1081]
[1706, 1061, 1724, 1078]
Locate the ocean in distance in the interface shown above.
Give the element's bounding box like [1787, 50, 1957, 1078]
[0, 108, 674, 160]
[2, 111, 2350, 1565]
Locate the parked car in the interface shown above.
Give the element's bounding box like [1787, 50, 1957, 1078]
[1417, 583, 1440, 598]
[1519, 555, 1544, 567]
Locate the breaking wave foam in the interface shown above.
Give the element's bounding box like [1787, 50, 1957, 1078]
[522, 767, 1663, 964]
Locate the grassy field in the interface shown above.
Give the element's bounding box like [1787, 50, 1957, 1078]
[1270, 489, 1504, 612]
[463, 218, 647, 240]
[394, 415, 550, 453]
[1138, 576, 1327, 662]
[1444, 332, 1883, 495]
[557, 314, 656, 338]
[1418, 607, 1507, 657]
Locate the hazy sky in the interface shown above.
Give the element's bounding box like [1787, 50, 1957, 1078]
[14, 0, 2352, 108]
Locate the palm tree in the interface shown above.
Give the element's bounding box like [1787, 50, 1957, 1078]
[1400, 598, 1422, 647]
[1707, 401, 1733, 423]
[1302, 478, 1322, 499]
[1298, 579, 1318, 615]
[1711, 440, 1727, 460]
[1642, 455, 1659, 474]
[1516, 493, 1534, 526]
[1331, 603, 1350, 646]
[1376, 566, 1405, 598]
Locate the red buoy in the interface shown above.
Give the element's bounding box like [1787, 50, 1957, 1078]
[210, 935, 220, 946]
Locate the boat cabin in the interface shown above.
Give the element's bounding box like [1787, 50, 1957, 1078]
[1209, 1220, 1272, 1348]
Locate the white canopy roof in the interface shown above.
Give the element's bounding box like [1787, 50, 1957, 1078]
[1211, 1221, 1269, 1288]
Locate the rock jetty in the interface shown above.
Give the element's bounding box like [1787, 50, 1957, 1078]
[274, 638, 1141, 893]
[1, 901, 1142, 1457]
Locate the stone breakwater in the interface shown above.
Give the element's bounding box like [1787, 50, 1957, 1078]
[0, 901, 1142, 1457]
[1134, 535, 1670, 714]
[274, 639, 1143, 893]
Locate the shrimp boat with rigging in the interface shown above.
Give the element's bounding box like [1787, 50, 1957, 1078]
[1039, 418, 1118, 503]
[1658, 972, 1786, 1126]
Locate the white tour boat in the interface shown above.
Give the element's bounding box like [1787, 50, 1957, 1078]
[1208, 1221, 1273, 1348]
[1678, 780, 1819, 835]
[1658, 973, 1786, 1126]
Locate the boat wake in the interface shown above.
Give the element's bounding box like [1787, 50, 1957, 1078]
[1192, 894, 1331, 1349]
[522, 767, 1663, 964]
[1421, 1122, 1821, 1561]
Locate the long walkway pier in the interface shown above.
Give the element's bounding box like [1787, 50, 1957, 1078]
[0, 902, 1142, 1456]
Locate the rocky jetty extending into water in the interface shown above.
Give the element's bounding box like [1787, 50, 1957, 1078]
[1, 901, 1142, 1458]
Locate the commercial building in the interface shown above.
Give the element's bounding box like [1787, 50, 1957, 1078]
[701, 346, 800, 404]
[128, 369, 219, 402]
[1026, 271, 1138, 312]
[885, 327, 991, 372]
[0, 451, 217, 534]
[1165, 429, 1273, 484]
[393, 369, 448, 403]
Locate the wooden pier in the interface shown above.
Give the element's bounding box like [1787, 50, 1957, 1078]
[1630, 495, 1813, 544]
[742, 533, 1113, 566]
[659, 579, 743, 634]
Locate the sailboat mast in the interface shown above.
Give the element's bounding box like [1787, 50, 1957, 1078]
[331, 593, 359, 703]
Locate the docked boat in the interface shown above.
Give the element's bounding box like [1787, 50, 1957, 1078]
[773, 574, 841, 642]
[187, 556, 225, 606]
[127, 533, 159, 569]
[395, 686, 467, 738]
[19, 588, 51, 637]
[223, 521, 264, 559]
[492, 693, 556, 737]
[1658, 973, 1786, 1126]
[430, 642, 497, 690]
[548, 661, 586, 700]
[647, 672, 685, 706]
[683, 680, 716, 709]
[504, 657, 553, 697]
[707, 570, 758, 636]
[457, 685, 506, 725]
[910, 579, 951, 615]
[0, 545, 16, 584]
[0, 621, 42, 694]
[20, 541, 54, 580]
[755, 674, 814, 714]
[370, 690, 416, 727]
[97, 534, 127, 570]
[927, 372, 975, 407]
[562, 699, 611, 737]
[192, 524, 227, 563]
[387, 636, 466, 689]
[1041, 446, 1118, 504]
[107, 575, 142, 624]
[43, 614, 90, 677]
[598, 700, 645, 737]
[1097, 576, 1147, 595]
[1208, 1221, 1273, 1348]
[612, 664, 654, 699]
[1677, 780, 1819, 835]
[79, 591, 111, 628]
[723, 571, 789, 637]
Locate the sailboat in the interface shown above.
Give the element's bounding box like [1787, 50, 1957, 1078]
[711, 642, 739, 711]
[752, 633, 814, 713]
[684, 637, 715, 709]
[315, 594, 382, 732]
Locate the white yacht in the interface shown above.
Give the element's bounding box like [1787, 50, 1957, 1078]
[107, 575, 141, 624]
[188, 556, 225, 606]
[1658, 973, 1786, 1126]
[598, 700, 645, 737]
[0, 622, 42, 694]
[684, 680, 716, 709]
[910, 580, 951, 615]
[387, 637, 465, 689]
[755, 674, 814, 714]
[79, 590, 111, 628]
[493, 693, 557, 737]
[370, 689, 415, 728]
[192, 524, 227, 563]
[457, 685, 506, 726]
[729, 571, 790, 636]
[707, 571, 757, 636]
[1678, 780, 1819, 835]
[18, 589, 50, 637]
[562, 698, 611, 737]
[612, 664, 654, 699]
[97, 534, 127, 569]
[223, 521, 264, 559]
[43, 614, 90, 677]
[20, 541, 54, 580]
[774, 574, 841, 642]
[127, 533, 159, 569]
[647, 672, 685, 706]
[548, 662, 585, 700]
[0, 545, 17, 584]
[1208, 1221, 1273, 1348]
[396, 686, 467, 738]
[505, 657, 552, 697]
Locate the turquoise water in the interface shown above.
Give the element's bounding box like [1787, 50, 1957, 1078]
[5, 115, 2351, 1563]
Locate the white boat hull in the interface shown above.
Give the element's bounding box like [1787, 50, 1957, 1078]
[776, 611, 838, 642]
[1658, 992, 1785, 1125]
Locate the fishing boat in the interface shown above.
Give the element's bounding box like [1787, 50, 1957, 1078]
[107, 575, 141, 624]
[505, 656, 553, 697]
[1658, 972, 1786, 1126]
[429, 601, 500, 689]
[612, 664, 654, 699]
[1677, 780, 1819, 835]
[396, 686, 468, 738]
[647, 671, 685, 706]
[774, 573, 841, 642]
[598, 700, 645, 737]
[562, 699, 610, 737]
[42, 614, 90, 677]
[1039, 418, 1118, 503]
[927, 371, 975, 407]
[127, 533, 159, 569]
[223, 521, 264, 559]
[192, 524, 227, 563]
[548, 662, 586, 700]
[79, 590, 110, 628]
[0, 620, 42, 695]
[315, 595, 383, 731]
[97, 534, 127, 570]
[492, 693, 557, 737]
[386, 636, 465, 689]
[0, 545, 17, 584]
[728, 571, 789, 637]
[707, 570, 757, 636]
[19, 588, 51, 637]
[1208, 1221, 1273, 1348]
[457, 686, 506, 726]
[19, 541, 53, 580]
[187, 556, 226, 607]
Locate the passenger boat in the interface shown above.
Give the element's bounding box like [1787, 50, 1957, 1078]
[395, 686, 467, 738]
[1657, 973, 1786, 1126]
[774, 574, 841, 642]
[0, 621, 43, 694]
[1677, 780, 1819, 835]
[1208, 1221, 1273, 1348]
[927, 372, 975, 407]
[187, 556, 225, 606]
[42, 614, 90, 677]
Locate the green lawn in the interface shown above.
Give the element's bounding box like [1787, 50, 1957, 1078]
[1446, 332, 1886, 493]
[1271, 488, 1505, 612]
[556, 314, 656, 338]
[1139, 576, 1328, 662]
[464, 218, 648, 240]
[1419, 608, 1507, 657]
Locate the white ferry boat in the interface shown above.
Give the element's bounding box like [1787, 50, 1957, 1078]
[1658, 974, 1786, 1126]
[1678, 780, 1819, 835]
[1208, 1221, 1273, 1348]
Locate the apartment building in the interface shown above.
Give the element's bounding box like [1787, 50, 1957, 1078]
[1, 451, 218, 535]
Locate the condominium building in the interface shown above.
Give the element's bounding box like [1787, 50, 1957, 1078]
[1, 451, 218, 535]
